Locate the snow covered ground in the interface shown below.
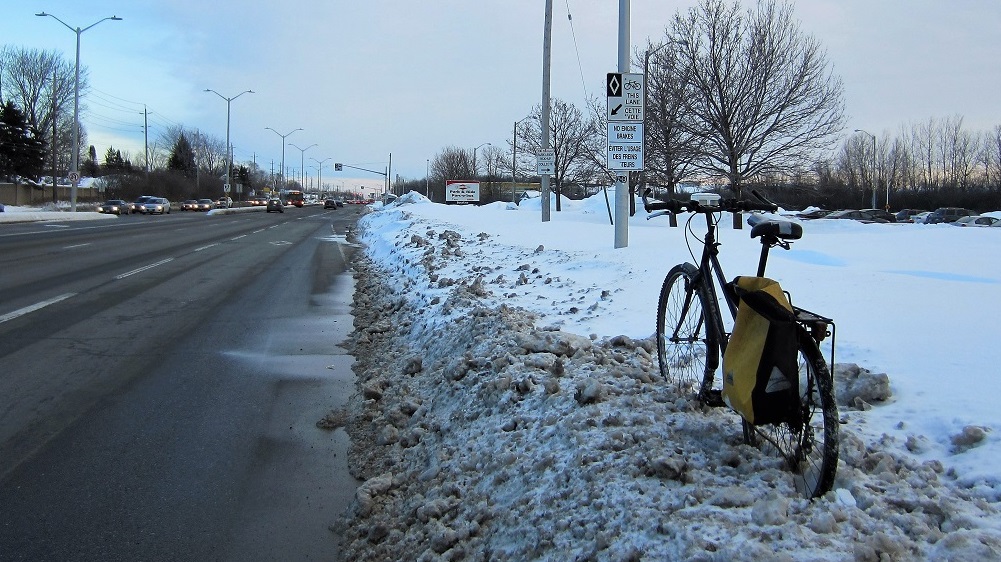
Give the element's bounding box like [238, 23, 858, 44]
[334, 191, 1001, 560]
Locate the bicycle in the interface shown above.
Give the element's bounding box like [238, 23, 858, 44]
[642, 190, 839, 499]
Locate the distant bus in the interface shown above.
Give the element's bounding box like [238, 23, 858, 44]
[281, 189, 305, 207]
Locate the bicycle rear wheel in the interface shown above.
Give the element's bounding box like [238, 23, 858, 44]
[656, 263, 720, 397]
[744, 329, 839, 499]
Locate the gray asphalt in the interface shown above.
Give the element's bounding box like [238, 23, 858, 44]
[0, 207, 363, 560]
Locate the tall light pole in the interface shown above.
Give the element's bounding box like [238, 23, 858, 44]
[512, 117, 531, 203]
[289, 143, 316, 189]
[204, 88, 253, 201]
[311, 157, 331, 193]
[36, 12, 122, 212]
[265, 127, 302, 192]
[472, 142, 491, 177]
[855, 129, 877, 208]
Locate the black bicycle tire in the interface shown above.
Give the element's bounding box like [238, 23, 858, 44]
[656, 263, 720, 395]
[745, 330, 839, 499]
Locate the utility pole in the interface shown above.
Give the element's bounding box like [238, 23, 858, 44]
[614, 0, 630, 248]
[51, 68, 58, 203]
[541, 0, 553, 222]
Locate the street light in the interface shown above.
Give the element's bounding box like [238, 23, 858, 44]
[36, 11, 122, 212]
[472, 142, 491, 177]
[289, 143, 317, 189]
[311, 157, 331, 193]
[265, 127, 302, 192]
[855, 129, 877, 209]
[204, 89, 253, 201]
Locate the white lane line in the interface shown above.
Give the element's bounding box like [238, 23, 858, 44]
[230, 234, 247, 241]
[63, 243, 92, 249]
[115, 258, 174, 279]
[194, 243, 219, 252]
[0, 293, 77, 324]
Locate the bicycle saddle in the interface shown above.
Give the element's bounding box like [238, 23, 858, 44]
[748, 217, 803, 240]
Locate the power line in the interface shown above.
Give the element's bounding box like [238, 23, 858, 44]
[565, 0, 589, 101]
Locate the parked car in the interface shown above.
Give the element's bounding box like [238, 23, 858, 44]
[215, 196, 233, 209]
[796, 208, 832, 219]
[824, 209, 891, 224]
[323, 198, 338, 209]
[97, 199, 130, 215]
[196, 199, 214, 211]
[266, 198, 284, 213]
[893, 209, 927, 223]
[860, 209, 897, 223]
[180, 199, 198, 211]
[138, 197, 171, 215]
[129, 195, 156, 214]
[952, 215, 999, 227]
[335, 199, 344, 208]
[925, 207, 975, 224]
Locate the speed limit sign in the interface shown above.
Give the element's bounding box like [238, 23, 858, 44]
[68, 171, 81, 184]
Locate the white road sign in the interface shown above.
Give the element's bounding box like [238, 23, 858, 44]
[537, 150, 555, 175]
[607, 122, 644, 171]
[606, 72, 644, 122]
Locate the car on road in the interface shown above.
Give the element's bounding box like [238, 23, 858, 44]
[196, 199, 214, 211]
[250, 196, 268, 206]
[324, 198, 338, 209]
[129, 195, 156, 214]
[138, 197, 171, 215]
[266, 198, 284, 213]
[97, 199, 130, 215]
[180, 199, 198, 211]
[952, 215, 999, 227]
[215, 197, 233, 209]
[925, 207, 975, 224]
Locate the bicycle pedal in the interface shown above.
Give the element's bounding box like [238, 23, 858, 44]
[701, 389, 726, 408]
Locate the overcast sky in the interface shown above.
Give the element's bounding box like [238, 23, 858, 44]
[4, 0, 1000, 183]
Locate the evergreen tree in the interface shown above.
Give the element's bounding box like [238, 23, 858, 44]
[167, 133, 197, 177]
[104, 146, 126, 172]
[0, 101, 46, 181]
[82, 144, 99, 177]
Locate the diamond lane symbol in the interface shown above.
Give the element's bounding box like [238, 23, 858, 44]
[607, 73, 621, 97]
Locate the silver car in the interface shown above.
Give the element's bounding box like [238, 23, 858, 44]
[97, 199, 130, 215]
[139, 197, 171, 215]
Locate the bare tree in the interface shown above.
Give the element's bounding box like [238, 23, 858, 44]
[428, 146, 474, 201]
[642, 39, 702, 198]
[0, 46, 80, 175]
[671, 0, 845, 204]
[519, 97, 604, 210]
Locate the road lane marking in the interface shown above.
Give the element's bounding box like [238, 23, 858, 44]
[115, 258, 175, 279]
[230, 234, 247, 241]
[194, 243, 219, 252]
[63, 243, 92, 249]
[0, 293, 77, 324]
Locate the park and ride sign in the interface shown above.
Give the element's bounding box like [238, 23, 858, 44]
[606, 72, 645, 171]
[445, 180, 480, 202]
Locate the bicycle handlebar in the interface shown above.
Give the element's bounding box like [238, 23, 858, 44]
[642, 189, 778, 216]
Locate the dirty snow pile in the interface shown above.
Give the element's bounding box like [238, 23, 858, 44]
[332, 191, 1001, 561]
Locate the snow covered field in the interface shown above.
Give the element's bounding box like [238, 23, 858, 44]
[334, 191, 1001, 560]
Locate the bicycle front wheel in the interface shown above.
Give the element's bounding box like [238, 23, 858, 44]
[656, 263, 720, 396]
[745, 330, 839, 499]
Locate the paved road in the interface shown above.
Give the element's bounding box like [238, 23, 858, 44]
[0, 206, 364, 560]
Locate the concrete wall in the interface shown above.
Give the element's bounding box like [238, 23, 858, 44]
[0, 183, 102, 206]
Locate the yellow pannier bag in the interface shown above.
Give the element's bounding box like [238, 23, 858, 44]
[722, 276, 800, 425]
